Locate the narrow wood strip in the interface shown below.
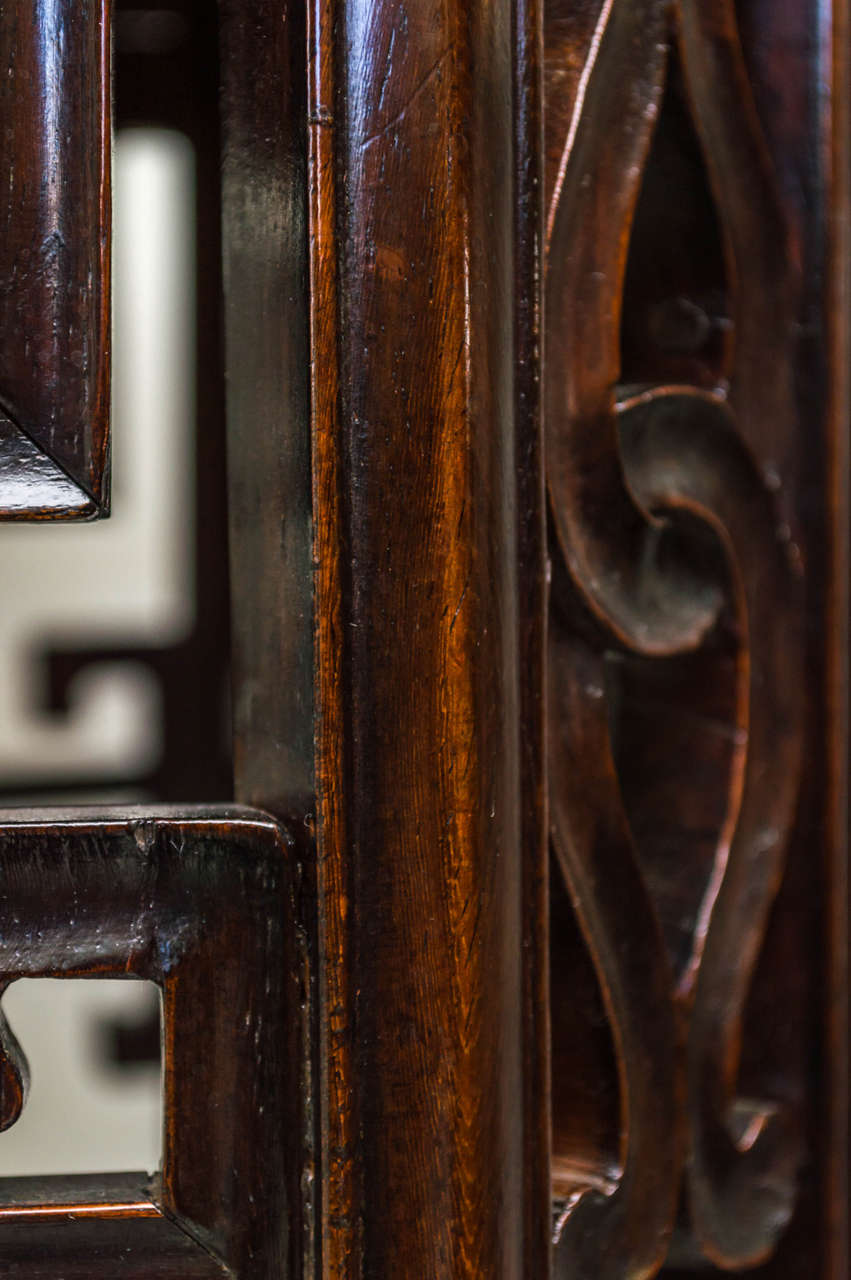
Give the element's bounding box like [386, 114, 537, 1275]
[0, 1172, 159, 1220]
[308, 1, 544, 1273]
[822, 0, 851, 1273]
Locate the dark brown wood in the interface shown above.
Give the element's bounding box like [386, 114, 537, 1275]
[0, 0, 846, 1276]
[219, 5, 316, 1276]
[544, 0, 849, 1276]
[220, 0, 313, 822]
[824, 0, 851, 1271]
[308, 3, 546, 1274]
[0, 1218, 229, 1278]
[223, 0, 548, 1274]
[0, 807, 305, 1278]
[0, 2, 111, 516]
[514, 0, 552, 1273]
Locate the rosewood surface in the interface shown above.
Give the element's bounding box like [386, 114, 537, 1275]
[0, 1, 111, 517]
[0, 1, 846, 1278]
[544, 0, 849, 1276]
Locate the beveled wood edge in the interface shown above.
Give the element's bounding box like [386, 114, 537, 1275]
[0, 805, 296, 1276]
[0, 1174, 227, 1277]
[0, 409, 102, 521]
[0, 802, 283, 831]
[0, 1172, 160, 1221]
[0, 0, 112, 520]
[0, 1216, 231, 1279]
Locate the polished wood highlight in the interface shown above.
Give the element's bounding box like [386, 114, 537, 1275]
[223, 0, 548, 1272]
[544, 0, 848, 1276]
[0, 808, 304, 1277]
[305, 1, 546, 1274]
[0, 3, 111, 517]
[0, 0, 846, 1276]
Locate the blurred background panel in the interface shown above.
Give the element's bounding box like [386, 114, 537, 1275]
[0, 3, 231, 1176]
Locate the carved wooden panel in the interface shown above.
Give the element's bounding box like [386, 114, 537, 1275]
[0, 2, 111, 517]
[0, 0, 844, 1276]
[545, 1, 846, 1276]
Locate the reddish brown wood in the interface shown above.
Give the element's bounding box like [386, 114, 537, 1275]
[544, 1, 849, 1277]
[221, 0, 548, 1273]
[0, 2, 111, 516]
[303, 3, 547, 1274]
[0, 0, 845, 1277]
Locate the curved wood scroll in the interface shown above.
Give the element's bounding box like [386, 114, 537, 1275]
[546, 0, 804, 1273]
[0, 2, 111, 518]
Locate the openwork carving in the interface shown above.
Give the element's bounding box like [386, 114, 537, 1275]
[545, 0, 803, 1273]
[0, 808, 301, 1276]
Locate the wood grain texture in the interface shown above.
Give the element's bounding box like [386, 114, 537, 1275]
[0, 1, 111, 517]
[544, 1, 813, 1274]
[220, 0, 314, 820]
[220, 3, 317, 1275]
[0, 1218, 230, 1278]
[0, 807, 306, 1279]
[305, 1, 547, 1274]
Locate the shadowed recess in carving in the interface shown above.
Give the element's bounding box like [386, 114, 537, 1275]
[549, 859, 620, 1204]
[544, 0, 724, 657]
[608, 633, 740, 986]
[617, 388, 803, 1268]
[549, 626, 680, 1280]
[620, 50, 731, 390]
[545, 0, 805, 1272]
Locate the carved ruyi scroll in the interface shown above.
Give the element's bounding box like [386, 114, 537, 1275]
[0, 3, 111, 517]
[545, 0, 807, 1274]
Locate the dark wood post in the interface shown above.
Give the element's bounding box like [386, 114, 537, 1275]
[309, 2, 547, 1274]
[221, 1, 548, 1275]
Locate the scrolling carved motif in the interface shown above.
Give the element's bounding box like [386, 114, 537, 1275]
[545, 1, 803, 1274]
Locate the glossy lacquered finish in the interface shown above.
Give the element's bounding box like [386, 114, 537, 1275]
[303, 2, 547, 1275]
[222, 0, 548, 1272]
[0, 808, 304, 1278]
[544, 0, 848, 1276]
[0, 0, 847, 1276]
[0, 2, 110, 517]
